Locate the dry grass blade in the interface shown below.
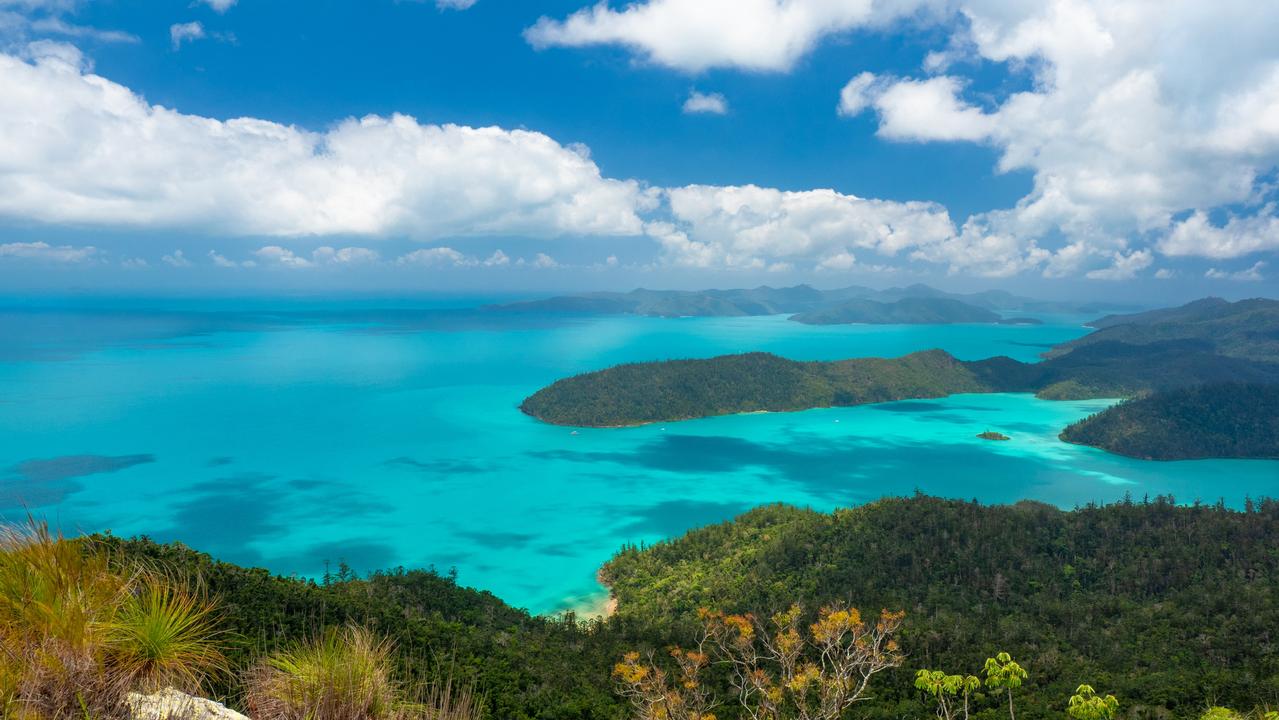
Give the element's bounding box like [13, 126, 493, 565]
[409, 676, 484, 720]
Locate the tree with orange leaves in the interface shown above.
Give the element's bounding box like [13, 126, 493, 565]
[613, 646, 719, 720]
[613, 603, 904, 720]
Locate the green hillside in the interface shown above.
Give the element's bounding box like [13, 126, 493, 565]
[601, 495, 1279, 720]
[9, 496, 1279, 719]
[1060, 384, 1279, 460]
[1048, 297, 1279, 362]
[520, 349, 996, 426]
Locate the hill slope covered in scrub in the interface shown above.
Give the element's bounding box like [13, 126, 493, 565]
[32, 496, 1276, 720]
[1060, 384, 1279, 459]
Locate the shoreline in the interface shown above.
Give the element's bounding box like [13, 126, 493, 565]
[525, 392, 1055, 430]
[560, 569, 617, 620]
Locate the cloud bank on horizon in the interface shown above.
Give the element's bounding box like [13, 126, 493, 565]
[0, 0, 1276, 288]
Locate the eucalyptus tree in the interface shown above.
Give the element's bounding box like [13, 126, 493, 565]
[983, 652, 1028, 720]
[613, 603, 906, 720]
[915, 669, 981, 720]
[1067, 684, 1118, 720]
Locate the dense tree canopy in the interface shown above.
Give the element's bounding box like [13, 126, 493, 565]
[602, 495, 1279, 719]
[1060, 384, 1279, 460]
[84, 494, 1279, 720]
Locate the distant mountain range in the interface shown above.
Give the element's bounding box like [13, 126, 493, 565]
[486, 283, 1138, 323]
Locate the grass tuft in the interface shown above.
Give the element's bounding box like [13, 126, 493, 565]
[247, 624, 484, 720]
[0, 518, 225, 719]
[107, 575, 229, 693]
[247, 624, 398, 720]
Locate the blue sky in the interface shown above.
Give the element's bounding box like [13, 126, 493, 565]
[0, 0, 1276, 299]
[60, 0, 1031, 212]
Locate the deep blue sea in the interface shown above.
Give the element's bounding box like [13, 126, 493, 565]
[2, 296, 1276, 614]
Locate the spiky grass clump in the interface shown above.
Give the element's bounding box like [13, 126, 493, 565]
[247, 625, 398, 720]
[0, 520, 128, 718]
[247, 624, 486, 720]
[0, 520, 125, 650]
[107, 577, 229, 692]
[0, 519, 225, 719]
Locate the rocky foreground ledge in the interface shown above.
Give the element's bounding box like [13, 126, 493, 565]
[126, 688, 249, 720]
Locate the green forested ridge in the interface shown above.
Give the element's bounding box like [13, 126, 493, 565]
[520, 350, 997, 427]
[1048, 297, 1279, 362]
[519, 343, 1279, 427]
[789, 297, 1003, 325]
[87, 496, 1279, 720]
[601, 495, 1279, 719]
[1060, 384, 1279, 460]
[1026, 339, 1279, 399]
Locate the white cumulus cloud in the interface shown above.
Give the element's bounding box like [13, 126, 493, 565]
[817, 251, 858, 271]
[29, 17, 138, 44]
[162, 250, 193, 267]
[1206, 261, 1266, 281]
[0, 0, 80, 11]
[654, 184, 956, 270]
[198, 0, 237, 13]
[0, 46, 650, 242]
[530, 252, 558, 268]
[1160, 208, 1279, 259]
[525, 0, 942, 73]
[1084, 248, 1153, 280]
[312, 246, 380, 265]
[532, 0, 1279, 274]
[682, 90, 728, 115]
[0, 240, 96, 263]
[169, 21, 204, 50]
[840, 73, 996, 142]
[254, 245, 315, 269]
[208, 250, 245, 268]
[397, 247, 469, 266]
[835, 0, 1279, 267]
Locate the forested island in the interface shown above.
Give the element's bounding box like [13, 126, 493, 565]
[520, 341, 1279, 428]
[522, 298, 1279, 458]
[521, 349, 1004, 426]
[1060, 384, 1279, 460]
[790, 296, 1011, 325]
[9, 496, 1278, 720]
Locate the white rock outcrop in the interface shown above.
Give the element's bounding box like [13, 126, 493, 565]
[125, 687, 251, 720]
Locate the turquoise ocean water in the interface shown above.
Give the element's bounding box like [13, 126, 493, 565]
[1, 297, 1276, 614]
